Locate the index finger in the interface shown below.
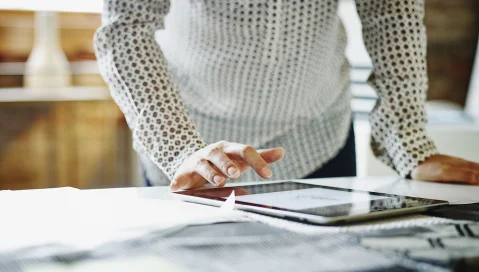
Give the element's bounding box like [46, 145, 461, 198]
[222, 144, 272, 179]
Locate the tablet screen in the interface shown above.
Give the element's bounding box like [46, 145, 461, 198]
[233, 187, 389, 210]
[175, 181, 446, 218]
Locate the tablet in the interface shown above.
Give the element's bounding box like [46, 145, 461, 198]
[173, 181, 448, 225]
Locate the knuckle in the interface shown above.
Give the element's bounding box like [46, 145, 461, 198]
[220, 160, 234, 172]
[241, 145, 254, 156]
[217, 140, 228, 146]
[195, 158, 208, 169]
[206, 147, 221, 158]
[206, 170, 216, 181]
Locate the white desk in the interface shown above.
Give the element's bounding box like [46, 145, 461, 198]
[82, 176, 479, 205]
[354, 118, 479, 177]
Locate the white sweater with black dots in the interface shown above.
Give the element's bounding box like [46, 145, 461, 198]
[95, 0, 438, 185]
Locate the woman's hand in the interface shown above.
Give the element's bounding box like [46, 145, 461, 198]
[170, 141, 284, 191]
[411, 155, 479, 185]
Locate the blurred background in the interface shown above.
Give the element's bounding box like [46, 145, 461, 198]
[0, 0, 478, 190]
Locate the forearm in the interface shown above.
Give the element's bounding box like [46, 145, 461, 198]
[94, 0, 206, 179]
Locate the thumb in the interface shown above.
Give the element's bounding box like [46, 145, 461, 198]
[170, 172, 205, 191]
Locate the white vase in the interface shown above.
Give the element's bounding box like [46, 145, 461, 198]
[465, 33, 479, 119]
[24, 11, 71, 89]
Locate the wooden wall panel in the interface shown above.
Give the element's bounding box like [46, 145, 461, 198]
[0, 102, 129, 190]
[0, 105, 50, 189]
[425, 0, 479, 105]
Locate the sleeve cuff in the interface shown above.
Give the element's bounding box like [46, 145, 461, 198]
[131, 103, 207, 180]
[371, 126, 439, 178]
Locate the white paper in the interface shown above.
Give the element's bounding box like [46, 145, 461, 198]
[0, 188, 249, 253]
[233, 188, 389, 210]
[220, 191, 235, 211]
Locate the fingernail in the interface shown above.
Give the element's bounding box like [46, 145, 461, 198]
[262, 167, 272, 178]
[227, 167, 238, 177]
[214, 175, 224, 185]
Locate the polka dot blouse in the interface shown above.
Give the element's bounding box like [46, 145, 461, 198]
[94, 0, 438, 185]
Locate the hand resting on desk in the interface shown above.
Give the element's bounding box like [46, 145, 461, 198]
[412, 154, 479, 185]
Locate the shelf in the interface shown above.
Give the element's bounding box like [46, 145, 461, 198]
[0, 87, 110, 103]
[0, 61, 99, 76]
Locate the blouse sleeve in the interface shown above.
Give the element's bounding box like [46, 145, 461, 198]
[94, 0, 206, 180]
[354, 0, 439, 177]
